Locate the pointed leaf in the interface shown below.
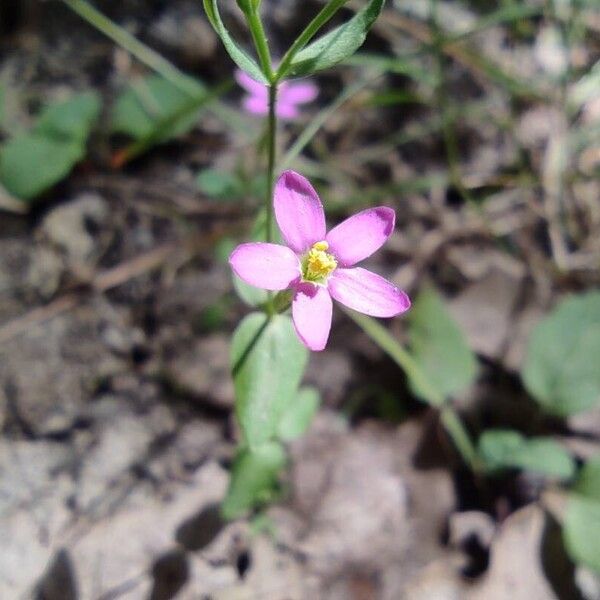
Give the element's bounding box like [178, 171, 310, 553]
[286, 0, 385, 78]
[231, 312, 308, 447]
[203, 0, 268, 83]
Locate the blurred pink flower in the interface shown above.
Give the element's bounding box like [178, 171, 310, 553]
[235, 70, 318, 120]
[229, 170, 411, 351]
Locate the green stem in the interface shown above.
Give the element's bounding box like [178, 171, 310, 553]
[246, 8, 274, 81]
[440, 407, 481, 472]
[266, 83, 278, 243]
[345, 310, 444, 405]
[344, 309, 480, 472]
[262, 82, 278, 315]
[275, 0, 350, 81]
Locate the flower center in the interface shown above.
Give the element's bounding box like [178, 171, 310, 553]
[302, 241, 337, 284]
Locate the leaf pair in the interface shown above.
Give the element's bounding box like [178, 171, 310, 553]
[203, 0, 386, 82]
[224, 313, 318, 518]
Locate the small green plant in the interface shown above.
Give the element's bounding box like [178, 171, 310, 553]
[59, 0, 599, 577]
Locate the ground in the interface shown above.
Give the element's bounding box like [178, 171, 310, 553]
[0, 0, 599, 598]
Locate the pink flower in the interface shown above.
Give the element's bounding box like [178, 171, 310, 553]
[229, 170, 411, 351]
[235, 70, 318, 120]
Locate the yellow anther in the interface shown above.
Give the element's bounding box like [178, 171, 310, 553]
[303, 241, 337, 283]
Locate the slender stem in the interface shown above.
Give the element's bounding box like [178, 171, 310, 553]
[265, 84, 278, 243]
[345, 310, 444, 406]
[275, 0, 350, 81]
[344, 309, 481, 472]
[440, 407, 481, 472]
[246, 8, 274, 81]
[261, 82, 278, 315]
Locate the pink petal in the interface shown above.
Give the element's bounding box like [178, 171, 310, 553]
[326, 207, 395, 267]
[280, 81, 319, 105]
[328, 267, 410, 317]
[292, 283, 332, 351]
[275, 101, 300, 120]
[229, 242, 300, 290]
[243, 96, 269, 116]
[235, 69, 268, 99]
[274, 170, 326, 254]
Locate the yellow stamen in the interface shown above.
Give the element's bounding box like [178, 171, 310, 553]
[304, 240, 337, 282]
[313, 241, 329, 251]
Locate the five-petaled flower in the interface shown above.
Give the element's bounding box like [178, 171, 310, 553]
[229, 170, 411, 351]
[235, 70, 318, 120]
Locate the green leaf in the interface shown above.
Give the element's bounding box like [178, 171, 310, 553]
[0, 135, 83, 201]
[564, 458, 600, 573]
[523, 291, 600, 417]
[286, 0, 385, 78]
[564, 494, 600, 573]
[231, 313, 308, 448]
[0, 91, 100, 201]
[232, 274, 269, 308]
[478, 429, 575, 479]
[408, 288, 478, 402]
[111, 75, 205, 141]
[35, 91, 101, 142]
[277, 386, 320, 441]
[221, 441, 286, 520]
[202, 0, 268, 83]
